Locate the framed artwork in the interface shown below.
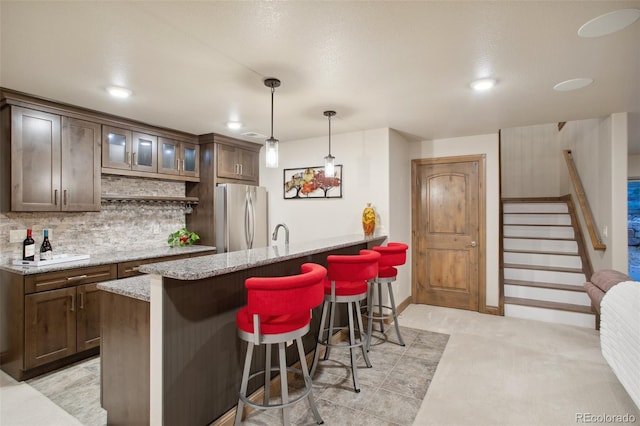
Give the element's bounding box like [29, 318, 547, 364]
[283, 165, 343, 199]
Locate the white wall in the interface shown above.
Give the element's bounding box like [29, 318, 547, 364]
[558, 115, 628, 273]
[409, 133, 501, 308]
[501, 124, 563, 197]
[629, 155, 640, 178]
[388, 129, 413, 305]
[260, 128, 391, 243]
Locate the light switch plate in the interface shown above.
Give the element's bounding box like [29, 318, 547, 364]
[9, 229, 25, 243]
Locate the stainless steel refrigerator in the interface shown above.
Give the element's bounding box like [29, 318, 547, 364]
[215, 183, 268, 253]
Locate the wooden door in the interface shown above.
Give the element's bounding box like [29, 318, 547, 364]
[76, 283, 101, 352]
[24, 287, 76, 369]
[61, 117, 101, 211]
[10, 106, 61, 211]
[412, 156, 484, 311]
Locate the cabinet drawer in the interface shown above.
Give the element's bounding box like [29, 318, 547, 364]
[25, 264, 117, 294]
[117, 255, 190, 278]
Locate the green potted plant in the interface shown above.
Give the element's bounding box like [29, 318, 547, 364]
[168, 227, 200, 247]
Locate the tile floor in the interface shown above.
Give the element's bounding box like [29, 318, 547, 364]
[1, 304, 639, 426]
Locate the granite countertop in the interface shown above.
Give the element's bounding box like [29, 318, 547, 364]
[139, 234, 387, 281]
[98, 275, 150, 302]
[0, 245, 216, 275]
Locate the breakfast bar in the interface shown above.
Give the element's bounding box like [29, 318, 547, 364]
[99, 234, 386, 425]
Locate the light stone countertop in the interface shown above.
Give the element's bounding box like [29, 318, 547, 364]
[139, 234, 387, 281]
[98, 275, 150, 302]
[0, 245, 216, 275]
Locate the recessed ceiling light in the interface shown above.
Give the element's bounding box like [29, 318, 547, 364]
[578, 9, 640, 38]
[106, 86, 132, 98]
[470, 78, 496, 91]
[553, 78, 594, 92]
[226, 121, 243, 130]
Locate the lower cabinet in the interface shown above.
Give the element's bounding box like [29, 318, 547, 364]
[24, 287, 76, 369]
[23, 270, 114, 370]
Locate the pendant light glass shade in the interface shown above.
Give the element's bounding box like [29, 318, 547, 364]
[323, 110, 336, 177]
[264, 78, 281, 168]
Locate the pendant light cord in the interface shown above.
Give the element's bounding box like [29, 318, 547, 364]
[270, 87, 275, 139]
[328, 113, 332, 156]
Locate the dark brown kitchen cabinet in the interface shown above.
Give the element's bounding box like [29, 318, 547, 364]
[24, 287, 76, 369]
[0, 264, 116, 380]
[216, 143, 259, 183]
[158, 137, 199, 178]
[76, 283, 101, 352]
[7, 107, 101, 212]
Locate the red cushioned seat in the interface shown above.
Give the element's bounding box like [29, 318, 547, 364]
[367, 242, 409, 350]
[322, 277, 369, 296]
[311, 249, 380, 393]
[234, 263, 326, 425]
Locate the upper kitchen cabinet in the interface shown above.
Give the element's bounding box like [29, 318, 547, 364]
[158, 137, 199, 178]
[102, 127, 157, 173]
[4, 106, 101, 212]
[214, 136, 260, 184]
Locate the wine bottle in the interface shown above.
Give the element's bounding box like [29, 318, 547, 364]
[40, 229, 53, 260]
[23, 229, 35, 261]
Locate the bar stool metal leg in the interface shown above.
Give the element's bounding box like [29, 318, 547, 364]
[278, 342, 290, 426]
[347, 302, 361, 392]
[310, 301, 329, 377]
[355, 300, 371, 367]
[366, 284, 374, 352]
[387, 282, 405, 346]
[324, 298, 336, 360]
[234, 343, 254, 426]
[265, 343, 271, 404]
[296, 337, 324, 424]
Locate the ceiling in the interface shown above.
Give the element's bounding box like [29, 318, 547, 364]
[1, 1, 639, 150]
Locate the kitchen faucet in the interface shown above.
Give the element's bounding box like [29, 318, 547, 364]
[272, 223, 289, 245]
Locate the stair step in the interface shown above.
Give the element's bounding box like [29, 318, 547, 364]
[503, 213, 571, 226]
[503, 263, 583, 274]
[504, 284, 591, 306]
[504, 225, 574, 239]
[503, 202, 569, 214]
[504, 302, 595, 328]
[503, 252, 582, 269]
[504, 279, 586, 292]
[504, 249, 578, 256]
[504, 267, 585, 286]
[504, 297, 593, 314]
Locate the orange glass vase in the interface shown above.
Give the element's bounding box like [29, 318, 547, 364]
[362, 203, 376, 236]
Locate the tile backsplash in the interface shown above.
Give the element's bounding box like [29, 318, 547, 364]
[0, 176, 188, 258]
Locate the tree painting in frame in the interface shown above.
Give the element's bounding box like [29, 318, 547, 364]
[283, 165, 343, 199]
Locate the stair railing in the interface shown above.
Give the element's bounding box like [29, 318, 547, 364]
[563, 150, 606, 251]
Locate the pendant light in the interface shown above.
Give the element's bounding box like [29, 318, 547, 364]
[323, 110, 336, 177]
[264, 78, 281, 168]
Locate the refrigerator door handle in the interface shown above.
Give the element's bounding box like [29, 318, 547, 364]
[247, 190, 256, 248]
[244, 192, 251, 248]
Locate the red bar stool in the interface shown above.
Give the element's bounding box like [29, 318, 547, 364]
[310, 249, 380, 393]
[366, 242, 409, 351]
[234, 263, 327, 426]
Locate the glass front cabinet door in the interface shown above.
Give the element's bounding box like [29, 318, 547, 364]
[158, 138, 199, 178]
[102, 126, 132, 170]
[131, 132, 157, 173]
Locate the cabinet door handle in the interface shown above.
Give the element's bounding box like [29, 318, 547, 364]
[182, 159, 186, 172]
[239, 164, 243, 175]
[70, 294, 75, 312]
[54, 189, 58, 206]
[126, 151, 131, 165]
[67, 274, 88, 281]
[63, 189, 68, 206]
[133, 152, 137, 166]
[176, 158, 181, 172]
[79, 292, 85, 310]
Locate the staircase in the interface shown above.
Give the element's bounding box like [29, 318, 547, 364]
[503, 199, 596, 328]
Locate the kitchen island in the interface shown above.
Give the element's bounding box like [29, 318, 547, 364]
[99, 234, 386, 425]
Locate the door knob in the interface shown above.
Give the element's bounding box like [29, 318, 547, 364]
[468, 241, 477, 247]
